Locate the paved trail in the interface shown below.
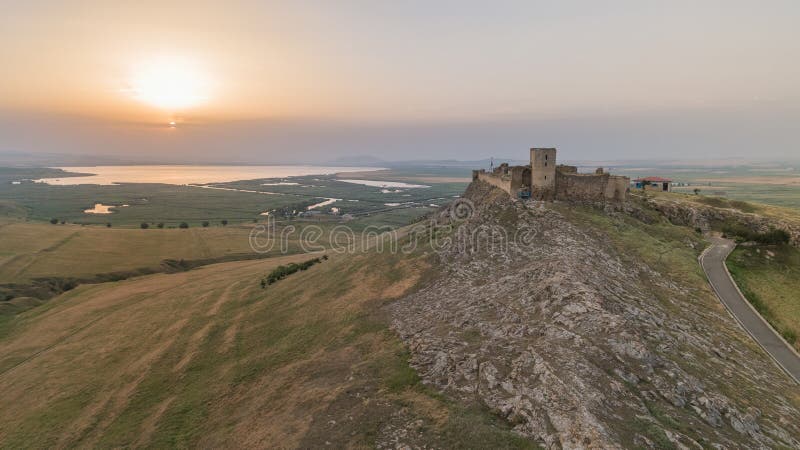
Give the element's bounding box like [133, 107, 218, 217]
[700, 236, 800, 384]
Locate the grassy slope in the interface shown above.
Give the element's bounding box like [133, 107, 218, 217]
[727, 244, 800, 350]
[0, 222, 262, 282]
[0, 247, 533, 448]
[555, 202, 708, 288]
[643, 191, 800, 351]
[0, 209, 441, 283]
[634, 191, 800, 347]
[555, 202, 800, 440]
[646, 190, 800, 224]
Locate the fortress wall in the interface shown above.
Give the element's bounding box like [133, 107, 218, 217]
[556, 172, 630, 202]
[477, 172, 513, 195]
[510, 166, 530, 192]
[605, 175, 630, 202]
[557, 164, 578, 174]
[473, 149, 629, 203]
[556, 172, 609, 202]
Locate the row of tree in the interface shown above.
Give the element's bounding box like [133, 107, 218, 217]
[140, 220, 228, 229]
[49, 219, 230, 228]
[260, 255, 328, 288]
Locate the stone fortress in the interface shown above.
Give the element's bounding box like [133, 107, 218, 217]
[472, 147, 630, 202]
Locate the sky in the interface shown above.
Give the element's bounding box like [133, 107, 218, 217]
[1, 1, 798, 163]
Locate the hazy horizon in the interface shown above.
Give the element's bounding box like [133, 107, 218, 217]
[2, 1, 798, 163]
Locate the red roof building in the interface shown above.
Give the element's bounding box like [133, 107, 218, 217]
[634, 176, 673, 183]
[634, 177, 673, 191]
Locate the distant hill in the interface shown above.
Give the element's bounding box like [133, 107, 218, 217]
[0, 151, 135, 167]
[326, 155, 388, 166]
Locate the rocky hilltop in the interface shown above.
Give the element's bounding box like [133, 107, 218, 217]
[391, 181, 800, 449]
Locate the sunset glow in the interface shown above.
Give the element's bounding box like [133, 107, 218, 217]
[128, 57, 210, 111]
[1, 2, 798, 161]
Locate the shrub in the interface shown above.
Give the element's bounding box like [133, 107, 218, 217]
[106, 222, 112, 228]
[722, 222, 790, 245]
[221, 219, 228, 226]
[262, 256, 323, 286]
[179, 222, 189, 229]
[50, 218, 58, 224]
[156, 222, 164, 229]
[202, 221, 210, 227]
[140, 222, 149, 229]
[758, 228, 790, 245]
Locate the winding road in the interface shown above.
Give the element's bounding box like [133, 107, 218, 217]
[700, 236, 800, 384]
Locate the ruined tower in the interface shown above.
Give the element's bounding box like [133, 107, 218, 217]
[530, 148, 557, 200]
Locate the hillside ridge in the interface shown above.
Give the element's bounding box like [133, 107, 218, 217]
[391, 180, 800, 448]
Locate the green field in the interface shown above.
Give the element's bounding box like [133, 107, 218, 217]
[0, 166, 467, 227]
[727, 244, 800, 350]
[614, 164, 800, 209]
[0, 207, 442, 285]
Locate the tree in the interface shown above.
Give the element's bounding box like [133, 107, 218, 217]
[50, 218, 58, 224]
[693, 188, 701, 195]
[221, 219, 228, 226]
[140, 222, 149, 229]
[179, 222, 189, 229]
[202, 221, 210, 227]
[156, 222, 164, 229]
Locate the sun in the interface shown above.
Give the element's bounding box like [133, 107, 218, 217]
[129, 57, 210, 110]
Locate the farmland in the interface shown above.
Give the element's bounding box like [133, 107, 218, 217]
[0, 166, 468, 227]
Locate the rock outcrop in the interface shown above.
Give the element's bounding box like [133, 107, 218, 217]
[391, 181, 800, 449]
[632, 196, 800, 247]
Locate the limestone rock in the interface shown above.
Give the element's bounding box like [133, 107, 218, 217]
[390, 181, 800, 448]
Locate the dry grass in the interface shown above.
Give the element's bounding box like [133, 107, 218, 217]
[0, 244, 531, 448]
[0, 222, 258, 282]
[0, 221, 343, 283]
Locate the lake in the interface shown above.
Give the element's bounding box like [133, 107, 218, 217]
[337, 179, 429, 188]
[34, 165, 382, 185]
